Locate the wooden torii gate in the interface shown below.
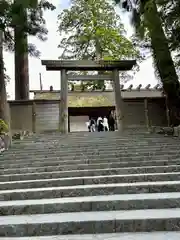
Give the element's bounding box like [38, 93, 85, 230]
[41, 59, 136, 134]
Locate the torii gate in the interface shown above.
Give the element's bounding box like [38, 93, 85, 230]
[41, 59, 136, 134]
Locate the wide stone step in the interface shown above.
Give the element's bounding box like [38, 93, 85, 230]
[0, 181, 180, 200]
[1, 151, 180, 163]
[11, 135, 169, 142]
[2, 160, 180, 175]
[1, 172, 180, 190]
[0, 153, 177, 165]
[0, 162, 138, 175]
[0, 208, 180, 236]
[2, 142, 178, 151]
[9, 142, 180, 151]
[1, 146, 180, 158]
[1, 192, 180, 215]
[5, 142, 180, 151]
[1, 156, 179, 169]
[0, 165, 179, 182]
[0, 232, 180, 240]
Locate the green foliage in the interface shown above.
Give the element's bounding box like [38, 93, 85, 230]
[58, 0, 138, 59]
[0, 119, 8, 134]
[58, 0, 140, 89]
[159, 0, 180, 71]
[115, 0, 180, 107]
[0, 0, 56, 57]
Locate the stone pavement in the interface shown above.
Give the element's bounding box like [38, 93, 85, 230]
[0, 131, 180, 238]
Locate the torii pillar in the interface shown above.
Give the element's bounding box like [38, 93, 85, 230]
[113, 69, 124, 132]
[60, 69, 68, 134]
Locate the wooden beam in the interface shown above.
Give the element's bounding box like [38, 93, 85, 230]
[41, 59, 136, 71]
[67, 74, 112, 81]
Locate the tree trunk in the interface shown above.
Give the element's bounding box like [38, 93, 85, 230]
[0, 31, 12, 149]
[144, 0, 180, 106]
[0, 31, 9, 123]
[95, 38, 105, 89]
[14, 4, 29, 100]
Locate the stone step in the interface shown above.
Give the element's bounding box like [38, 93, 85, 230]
[1, 157, 179, 170]
[6, 141, 180, 150]
[1, 150, 180, 161]
[3, 140, 180, 150]
[2, 160, 180, 175]
[0, 165, 179, 182]
[0, 208, 180, 236]
[0, 232, 180, 240]
[2, 145, 180, 155]
[0, 181, 180, 201]
[12, 134, 165, 140]
[1, 172, 180, 190]
[10, 140, 179, 149]
[0, 153, 177, 165]
[1, 192, 180, 215]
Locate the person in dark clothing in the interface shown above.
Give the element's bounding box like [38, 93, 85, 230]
[108, 113, 115, 131]
[97, 117, 104, 132]
[88, 118, 96, 132]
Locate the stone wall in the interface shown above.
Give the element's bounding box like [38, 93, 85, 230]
[8, 98, 168, 133]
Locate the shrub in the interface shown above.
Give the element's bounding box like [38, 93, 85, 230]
[0, 119, 8, 135]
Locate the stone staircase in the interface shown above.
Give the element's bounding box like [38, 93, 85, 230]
[0, 131, 180, 239]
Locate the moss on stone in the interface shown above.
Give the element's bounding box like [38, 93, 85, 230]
[34, 92, 114, 107]
[68, 95, 112, 107]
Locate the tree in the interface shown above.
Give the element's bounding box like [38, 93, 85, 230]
[0, 0, 55, 136]
[13, 0, 55, 100]
[57, 0, 140, 90]
[0, 30, 8, 125]
[159, 0, 180, 72]
[0, 0, 55, 100]
[115, 0, 180, 109]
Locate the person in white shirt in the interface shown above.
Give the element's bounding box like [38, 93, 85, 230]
[103, 116, 109, 131]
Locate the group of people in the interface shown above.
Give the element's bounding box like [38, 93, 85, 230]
[87, 114, 116, 132]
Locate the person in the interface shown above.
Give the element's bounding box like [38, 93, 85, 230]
[108, 112, 115, 131]
[103, 116, 109, 131]
[97, 116, 104, 132]
[88, 118, 96, 132]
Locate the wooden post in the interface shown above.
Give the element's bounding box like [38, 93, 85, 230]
[68, 115, 70, 132]
[58, 98, 61, 132]
[60, 69, 68, 134]
[144, 98, 150, 131]
[32, 101, 36, 133]
[112, 69, 124, 132]
[165, 95, 170, 126]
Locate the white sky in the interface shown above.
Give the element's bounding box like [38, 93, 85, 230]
[4, 0, 158, 100]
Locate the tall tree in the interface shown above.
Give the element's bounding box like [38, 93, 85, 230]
[0, 30, 8, 124]
[57, 0, 139, 90]
[159, 0, 180, 72]
[0, 0, 55, 132]
[13, 0, 55, 100]
[115, 0, 180, 108]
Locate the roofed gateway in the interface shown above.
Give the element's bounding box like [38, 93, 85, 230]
[41, 59, 136, 134]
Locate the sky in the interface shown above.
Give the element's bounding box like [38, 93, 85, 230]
[4, 0, 158, 100]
